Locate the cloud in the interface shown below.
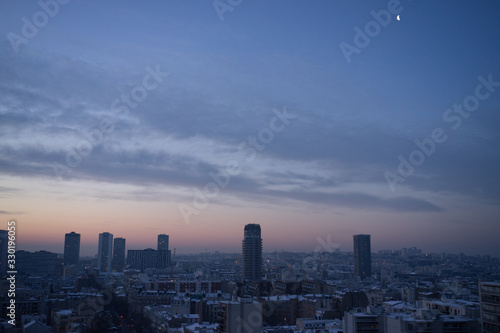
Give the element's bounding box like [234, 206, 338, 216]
[0, 35, 498, 215]
[258, 189, 443, 213]
[0, 186, 20, 193]
[0, 210, 26, 215]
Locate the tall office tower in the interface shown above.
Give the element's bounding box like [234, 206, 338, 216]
[479, 282, 500, 333]
[112, 237, 126, 272]
[63, 231, 81, 266]
[97, 232, 113, 274]
[353, 234, 371, 279]
[242, 224, 262, 281]
[0, 230, 8, 274]
[157, 234, 169, 251]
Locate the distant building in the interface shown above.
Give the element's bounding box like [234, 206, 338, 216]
[479, 282, 500, 333]
[23, 319, 51, 333]
[157, 249, 171, 269]
[296, 318, 333, 331]
[260, 295, 316, 326]
[97, 232, 113, 274]
[112, 237, 126, 272]
[51, 309, 88, 332]
[63, 231, 80, 266]
[217, 298, 262, 333]
[158, 234, 169, 251]
[343, 305, 480, 333]
[353, 234, 371, 279]
[127, 248, 171, 271]
[343, 308, 389, 333]
[17, 250, 58, 276]
[242, 224, 262, 281]
[0, 230, 8, 274]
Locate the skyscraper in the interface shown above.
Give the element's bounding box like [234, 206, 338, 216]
[112, 237, 126, 272]
[242, 224, 262, 281]
[353, 234, 371, 279]
[0, 230, 8, 274]
[97, 232, 113, 274]
[64, 232, 80, 266]
[157, 234, 169, 251]
[157, 234, 171, 269]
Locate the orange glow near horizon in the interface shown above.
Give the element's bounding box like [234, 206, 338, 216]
[5, 178, 500, 258]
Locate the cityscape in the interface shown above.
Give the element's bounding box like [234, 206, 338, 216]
[0, 225, 499, 332]
[1, 0, 500, 332]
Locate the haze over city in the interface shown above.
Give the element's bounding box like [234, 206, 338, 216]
[1, 1, 500, 258]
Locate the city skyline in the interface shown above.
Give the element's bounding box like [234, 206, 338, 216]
[4, 227, 498, 259]
[1, 2, 499, 332]
[1, 1, 500, 258]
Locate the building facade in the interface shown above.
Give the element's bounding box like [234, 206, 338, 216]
[97, 232, 113, 274]
[479, 282, 500, 333]
[112, 237, 126, 272]
[127, 248, 171, 271]
[0, 230, 8, 274]
[157, 234, 169, 251]
[217, 298, 262, 333]
[63, 231, 80, 266]
[242, 224, 262, 281]
[354, 234, 371, 279]
[17, 250, 58, 276]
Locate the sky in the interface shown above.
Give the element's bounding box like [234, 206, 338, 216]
[1, 1, 499, 257]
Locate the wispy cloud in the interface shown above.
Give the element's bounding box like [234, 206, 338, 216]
[1, 42, 497, 214]
[0, 210, 26, 215]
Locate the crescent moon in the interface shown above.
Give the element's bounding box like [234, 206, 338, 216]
[397, 15, 400, 21]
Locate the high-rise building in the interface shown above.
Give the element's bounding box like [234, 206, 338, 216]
[353, 234, 371, 279]
[63, 232, 80, 266]
[97, 232, 113, 274]
[479, 282, 500, 333]
[112, 237, 126, 272]
[157, 234, 169, 251]
[0, 230, 8, 274]
[242, 224, 262, 281]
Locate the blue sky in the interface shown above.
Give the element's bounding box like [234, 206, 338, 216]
[1, 1, 499, 256]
